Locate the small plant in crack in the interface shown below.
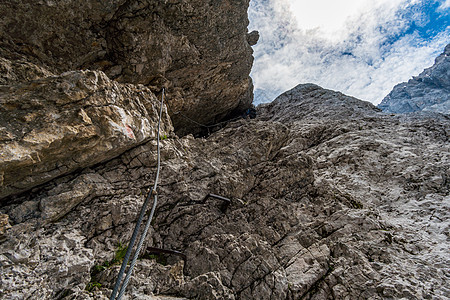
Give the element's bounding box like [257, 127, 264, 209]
[86, 242, 128, 292]
[112, 242, 128, 265]
[93, 261, 110, 273]
[85, 282, 102, 292]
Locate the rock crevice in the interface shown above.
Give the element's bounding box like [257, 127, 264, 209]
[1, 84, 448, 299]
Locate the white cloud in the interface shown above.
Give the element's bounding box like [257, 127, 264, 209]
[286, 0, 401, 41]
[440, 0, 450, 9]
[249, 0, 450, 105]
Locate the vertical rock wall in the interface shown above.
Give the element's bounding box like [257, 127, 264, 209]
[0, 0, 256, 136]
[0, 0, 256, 199]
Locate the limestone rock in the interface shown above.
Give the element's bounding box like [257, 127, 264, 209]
[1, 84, 449, 299]
[0, 0, 255, 136]
[0, 225, 94, 299]
[0, 214, 11, 240]
[246, 31, 260, 47]
[379, 43, 450, 114]
[39, 173, 114, 223]
[0, 70, 172, 200]
[0, 57, 54, 85]
[259, 83, 381, 123]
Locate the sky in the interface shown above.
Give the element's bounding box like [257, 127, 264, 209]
[248, 0, 450, 105]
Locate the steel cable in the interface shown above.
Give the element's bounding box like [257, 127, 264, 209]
[110, 88, 165, 300]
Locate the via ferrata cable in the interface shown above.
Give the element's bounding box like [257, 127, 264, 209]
[110, 88, 165, 300]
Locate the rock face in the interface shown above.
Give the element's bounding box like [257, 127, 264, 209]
[0, 0, 255, 136]
[1, 84, 448, 299]
[0, 70, 172, 200]
[379, 43, 450, 114]
[0, 0, 256, 199]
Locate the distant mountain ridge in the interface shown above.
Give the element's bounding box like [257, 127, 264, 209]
[378, 43, 450, 114]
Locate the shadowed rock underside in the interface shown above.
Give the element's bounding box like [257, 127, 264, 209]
[0, 0, 256, 136]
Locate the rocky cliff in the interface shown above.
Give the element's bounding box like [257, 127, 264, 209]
[0, 0, 256, 199]
[0, 0, 256, 137]
[1, 1, 449, 299]
[0, 70, 173, 199]
[378, 43, 450, 114]
[1, 83, 448, 299]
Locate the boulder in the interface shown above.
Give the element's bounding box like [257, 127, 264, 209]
[0, 70, 171, 200]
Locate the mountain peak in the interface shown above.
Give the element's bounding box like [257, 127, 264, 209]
[378, 43, 450, 114]
[259, 83, 380, 123]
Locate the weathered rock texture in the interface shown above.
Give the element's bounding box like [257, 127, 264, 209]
[1, 84, 448, 299]
[0, 0, 256, 199]
[0, 70, 172, 199]
[0, 0, 255, 136]
[379, 43, 450, 114]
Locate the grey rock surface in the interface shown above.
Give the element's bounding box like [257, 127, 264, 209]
[0, 70, 172, 200]
[379, 43, 450, 114]
[1, 84, 448, 299]
[0, 0, 255, 136]
[0, 214, 11, 240]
